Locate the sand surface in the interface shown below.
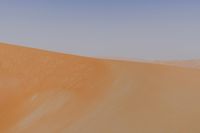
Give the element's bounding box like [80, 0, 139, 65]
[1, 43, 200, 133]
[156, 60, 200, 69]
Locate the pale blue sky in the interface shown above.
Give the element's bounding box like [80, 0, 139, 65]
[0, 1, 200, 60]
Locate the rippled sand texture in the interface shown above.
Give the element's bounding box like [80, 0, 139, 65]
[1, 43, 200, 133]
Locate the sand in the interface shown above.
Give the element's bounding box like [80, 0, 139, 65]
[158, 60, 200, 69]
[1, 43, 200, 133]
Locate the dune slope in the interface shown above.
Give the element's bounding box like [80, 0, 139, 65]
[156, 59, 200, 69]
[1, 43, 200, 133]
[170, 60, 200, 68]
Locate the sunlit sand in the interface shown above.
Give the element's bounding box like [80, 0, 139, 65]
[1, 43, 200, 133]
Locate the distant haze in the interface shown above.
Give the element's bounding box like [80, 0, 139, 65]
[0, 1, 200, 60]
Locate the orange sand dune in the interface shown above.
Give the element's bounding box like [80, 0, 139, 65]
[1, 43, 200, 133]
[159, 60, 200, 69]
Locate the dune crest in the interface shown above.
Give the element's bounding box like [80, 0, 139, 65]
[156, 59, 200, 69]
[1, 43, 200, 133]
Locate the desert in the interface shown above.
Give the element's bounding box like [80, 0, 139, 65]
[0, 43, 200, 132]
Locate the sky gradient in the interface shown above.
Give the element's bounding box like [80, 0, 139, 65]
[0, 1, 200, 60]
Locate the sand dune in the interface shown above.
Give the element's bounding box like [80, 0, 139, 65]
[1, 43, 200, 133]
[156, 60, 200, 69]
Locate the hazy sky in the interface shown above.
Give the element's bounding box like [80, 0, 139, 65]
[0, 1, 200, 60]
